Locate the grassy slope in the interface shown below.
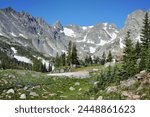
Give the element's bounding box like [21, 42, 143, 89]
[0, 69, 91, 100]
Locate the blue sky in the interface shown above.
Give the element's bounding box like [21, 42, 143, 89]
[0, 0, 150, 28]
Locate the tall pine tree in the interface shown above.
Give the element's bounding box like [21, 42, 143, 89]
[122, 32, 137, 78]
[139, 12, 150, 71]
[107, 50, 113, 62]
[101, 52, 106, 65]
[135, 41, 141, 60]
[71, 43, 79, 65]
[67, 41, 72, 66]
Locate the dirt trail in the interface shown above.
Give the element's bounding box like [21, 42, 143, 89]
[47, 71, 90, 78]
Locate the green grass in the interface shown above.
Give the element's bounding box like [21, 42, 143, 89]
[0, 69, 91, 100]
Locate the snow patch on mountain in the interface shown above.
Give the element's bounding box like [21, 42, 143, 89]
[103, 27, 117, 40]
[14, 55, 32, 64]
[103, 23, 108, 26]
[63, 28, 76, 37]
[11, 47, 17, 54]
[0, 33, 4, 36]
[136, 35, 141, 43]
[10, 32, 17, 37]
[110, 33, 117, 40]
[82, 26, 88, 30]
[19, 33, 27, 39]
[87, 39, 95, 44]
[97, 40, 107, 46]
[62, 50, 67, 53]
[120, 38, 124, 48]
[88, 25, 94, 28]
[90, 47, 96, 53]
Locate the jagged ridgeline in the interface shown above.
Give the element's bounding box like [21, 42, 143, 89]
[0, 7, 150, 58]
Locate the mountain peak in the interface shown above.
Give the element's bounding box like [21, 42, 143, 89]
[53, 20, 63, 31]
[1, 7, 16, 13]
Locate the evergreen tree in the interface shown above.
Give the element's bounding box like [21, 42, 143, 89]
[139, 12, 150, 71]
[93, 56, 100, 64]
[88, 55, 93, 65]
[122, 32, 137, 78]
[42, 63, 47, 72]
[32, 59, 43, 72]
[55, 52, 61, 67]
[101, 52, 106, 65]
[61, 52, 66, 66]
[107, 50, 113, 62]
[67, 41, 72, 66]
[71, 43, 79, 65]
[135, 41, 141, 59]
[85, 55, 89, 65]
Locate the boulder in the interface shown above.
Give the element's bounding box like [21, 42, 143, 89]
[97, 96, 103, 100]
[106, 86, 117, 93]
[29, 92, 39, 97]
[2, 79, 8, 84]
[23, 86, 28, 90]
[120, 78, 137, 89]
[60, 69, 65, 73]
[6, 89, 15, 94]
[69, 86, 75, 91]
[135, 70, 147, 80]
[121, 91, 141, 100]
[132, 95, 141, 100]
[8, 74, 16, 79]
[74, 82, 80, 86]
[20, 94, 26, 99]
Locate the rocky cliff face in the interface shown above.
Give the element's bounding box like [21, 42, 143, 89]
[0, 7, 149, 58]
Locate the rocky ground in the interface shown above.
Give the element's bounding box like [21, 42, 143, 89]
[1, 68, 150, 100]
[0, 69, 91, 100]
[95, 70, 150, 100]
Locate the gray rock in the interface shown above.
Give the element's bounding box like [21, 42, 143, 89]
[120, 78, 137, 89]
[2, 79, 8, 84]
[23, 86, 28, 90]
[49, 93, 57, 96]
[69, 86, 75, 91]
[74, 82, 80, 86]
[8, 74, 16, 79]
[29, 92, 39, 97]
[60, 69, 65, 73]
[135, 70, 147, 80]
[106, 86, 117, 93]
[20, 94, 26, 99]
[97, 96, 103, 100]
[6, 89, 15, 94]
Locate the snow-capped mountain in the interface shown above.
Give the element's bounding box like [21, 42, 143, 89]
[0, 7, 150, 58]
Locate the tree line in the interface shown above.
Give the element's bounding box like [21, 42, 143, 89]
[55, 40, 113, 68]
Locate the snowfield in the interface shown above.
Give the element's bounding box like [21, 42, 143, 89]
[19, 33, 27, 39]
[89, 47, 96, 53]
[11, 47, 17, 54]
[14, 55, 32, 64]
[63, 28, 76, 37]
[0, 33, 3, 36]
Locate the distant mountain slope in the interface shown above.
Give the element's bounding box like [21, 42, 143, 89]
[0, 7, 150, 58]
